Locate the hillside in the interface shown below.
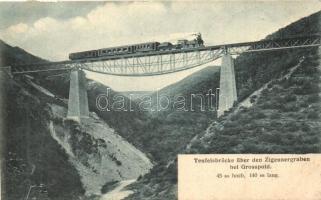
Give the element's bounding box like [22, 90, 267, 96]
[126, 10, 321, 200]
[235, 11, 321, 102]
[2, 10, 320, 200]
[85, 65, 221, 164]
[0, 41, 153, 200]
[189, 48, 321, 154]
[1, 73, 84, 200]
[0, 40, 46, 66]
[118, 65, 220, 162]
[86, 81, 155, 155]
[120, 91, 154, 100]
[0, 39, 154, 158]
[150, 65, 220, 115]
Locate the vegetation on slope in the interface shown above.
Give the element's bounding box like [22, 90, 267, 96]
[150, 66, 220, 115]
[85, 66, 220, 163]
[2, 10, 320, 200]
[86, 81, 153, 155]
[1, 74, 85, 200]
[134, 11, 321, 164]
[1, 41, 85, 199]
[135, 66, 220, 161]
[0, 40, 47, 66]
[1, 40, 154, 199]
[236, 11, 321, 101]
[126, 11, 321, 200]
[190, 49, 321, 154]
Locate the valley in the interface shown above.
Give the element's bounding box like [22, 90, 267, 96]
[1, 9, 321, 200]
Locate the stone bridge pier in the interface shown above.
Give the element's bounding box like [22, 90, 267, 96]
[67, 68, 89, 122]
[217, 53, 237, 117]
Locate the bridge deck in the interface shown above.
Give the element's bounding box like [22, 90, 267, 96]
[4, 35, 320, 76]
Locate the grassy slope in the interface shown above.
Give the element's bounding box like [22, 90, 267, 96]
[126, 11, 321, 200]
[190, 49, 321, 154]
[86, 81, 152, 154]
[1, 40, 155, 199]
[150, 65, 220, 114]
[1, 42, 84, 200]
[0, 40, 220, 165]
[1, 75, 85, 200]
[0, 40, 47, 66]
[127, 66, 220, 162]
[235, 11, 321, 101]
[0, 40, 153, 159]
[85, 65, 221, 164]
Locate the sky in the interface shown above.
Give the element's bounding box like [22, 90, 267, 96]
[0, 1, 320, 91]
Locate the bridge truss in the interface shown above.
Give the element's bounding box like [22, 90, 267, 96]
[3, 34, 320, 121]
[6, 35, 321, 76]
[80, 49, 224, 76]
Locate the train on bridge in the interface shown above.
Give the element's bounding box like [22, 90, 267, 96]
[69, 33, 204, 60]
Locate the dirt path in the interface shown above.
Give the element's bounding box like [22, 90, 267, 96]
[100, 179, 136, 200]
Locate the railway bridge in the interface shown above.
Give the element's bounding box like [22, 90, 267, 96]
[3, 35, 321, 121]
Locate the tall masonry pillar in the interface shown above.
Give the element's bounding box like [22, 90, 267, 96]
[217, 53, 237, 117]
[67, 69, 89, 122]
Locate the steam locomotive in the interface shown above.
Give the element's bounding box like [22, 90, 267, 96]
[69, 33, 204, 60]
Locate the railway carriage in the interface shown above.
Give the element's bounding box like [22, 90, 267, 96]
[158, 42, 173, 51]
[133, 42, 159, 52]
[69, 33, 204, 60]
[69, 50, 98, 60]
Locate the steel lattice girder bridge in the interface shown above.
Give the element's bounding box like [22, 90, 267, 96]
[7, 35, 321, 76]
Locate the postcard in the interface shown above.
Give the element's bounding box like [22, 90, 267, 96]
[0, 1, 320, 200]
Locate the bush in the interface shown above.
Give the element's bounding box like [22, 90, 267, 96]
[303, 65, 319, 75]
[271, 86, 284, 94]
[283, 94, 297, 102]
[281, 103, 299, 112]
[250, 95, 257, 103]
[270, 121, 283, 128]
[307, 94, 320, 103]
[294, 82, 319, 95]
[239, 106, 249, 113]
[230, 114, 238, 121]
[267, 83, 273, 89]
[261, 88, 269, 96]
[101, 181, 119, 193]
[270, 112, 281, 119]
[307, 111, 319, 119]
[238, 113, 251, 124]
[300, 123, 311, 132]
[299, 101, 309, 108]
[254, 111, 266, 119]
[282, 121, 300, 132]
[260, 101, 285, 110]
[261, 131, 283, 145]
[280, 79, 292, 89]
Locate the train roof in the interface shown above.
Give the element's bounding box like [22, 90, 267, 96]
[98, 41, 160, 50]
[69, 41, 160, 55]
[158, 42, 173, 47]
